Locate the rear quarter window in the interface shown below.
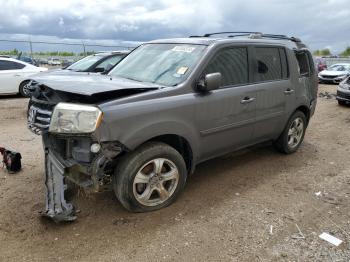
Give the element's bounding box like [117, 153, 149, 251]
[0, 60, 26, 70]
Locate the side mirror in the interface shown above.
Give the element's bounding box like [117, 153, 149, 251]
[94, 67, 105, 73]
[197, 72, 222, 92]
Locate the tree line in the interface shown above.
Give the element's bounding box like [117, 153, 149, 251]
[313, 47, 350, 57]
[0, 49, 95, 57]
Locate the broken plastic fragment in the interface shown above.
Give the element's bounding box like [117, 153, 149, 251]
[319, 232, 343, 246]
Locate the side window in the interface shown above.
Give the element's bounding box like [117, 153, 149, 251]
[0, 61, 25, 70]
[95, 55, 124, 71]
[203, 47, 249, 87]
[295, 52, 310, 76]
[255, 47, 282, 82]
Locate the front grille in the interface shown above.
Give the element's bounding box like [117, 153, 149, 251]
[337, 91, 350, 100]
[27, 99, 55, 135]
[321, 75, 337, 79]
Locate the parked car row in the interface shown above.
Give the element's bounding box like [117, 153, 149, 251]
[0, 57, 47, 96]
[0, 51, 129, 97]
[318, 63, 350, 84]
[315, 61, 350, 105]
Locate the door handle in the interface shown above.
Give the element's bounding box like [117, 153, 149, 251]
[13, 74, 21, 77]
[240, 97, 256, 104]
[284, 89, 295, 95]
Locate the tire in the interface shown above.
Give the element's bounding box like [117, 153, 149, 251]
[274, 111, 307, 154]
[338, 100, 347, 106]
[113, 142, 187, 212]
[19, 81, 31, 97]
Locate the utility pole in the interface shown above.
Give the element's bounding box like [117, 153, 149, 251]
[82, 40, 86, 56]
[29, 36, 33, 58]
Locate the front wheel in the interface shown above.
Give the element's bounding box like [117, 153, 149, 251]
[19, 81, 31, 97]
[113, 142, 187, 212]
[274, 111, 307, 154]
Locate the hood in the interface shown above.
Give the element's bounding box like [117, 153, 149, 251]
[31, 73, 160, 96]
[319, 70, 348, 76]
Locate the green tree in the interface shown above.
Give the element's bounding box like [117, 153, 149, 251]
[313, 49, 331, 56]
[340, 47, 350, 57]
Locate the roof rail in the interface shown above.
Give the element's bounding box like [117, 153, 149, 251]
[203, 32, 262, 37]
[190, 32, 302, 43]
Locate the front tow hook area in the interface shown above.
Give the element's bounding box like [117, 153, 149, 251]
[42, 151, 76, 222]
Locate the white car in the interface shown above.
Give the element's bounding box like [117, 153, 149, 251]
[48, 58, 62, 66]
[0, 57, 47, 97]
[318, 63, 350, 84]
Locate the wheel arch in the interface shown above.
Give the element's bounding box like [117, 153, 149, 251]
[295, 105, 311, 125]
[18, 79, 31, 95]
[145, 134, 194, 174]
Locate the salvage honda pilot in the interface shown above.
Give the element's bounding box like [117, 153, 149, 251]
[27, 32, 318, 222]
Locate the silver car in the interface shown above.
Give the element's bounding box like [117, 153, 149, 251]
[318, 63, 350, 84]
[337, 76, 350, 105]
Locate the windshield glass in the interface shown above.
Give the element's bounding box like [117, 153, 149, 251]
[109, 44, 206, 86]
[67, 55, 104, 71]
[329, 64, 348, 71]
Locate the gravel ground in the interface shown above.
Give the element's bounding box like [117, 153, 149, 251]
[0, 84, 349, 261]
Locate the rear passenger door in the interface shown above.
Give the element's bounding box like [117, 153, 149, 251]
[252, 46, 293, 141]
[195, 46, 257, 160]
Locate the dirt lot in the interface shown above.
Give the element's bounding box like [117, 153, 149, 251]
[0, 84, 349, 261]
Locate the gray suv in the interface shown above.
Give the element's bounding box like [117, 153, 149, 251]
[27, 32, 317, 222]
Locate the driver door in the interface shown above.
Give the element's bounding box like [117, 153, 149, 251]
[194, 46, 257, 161]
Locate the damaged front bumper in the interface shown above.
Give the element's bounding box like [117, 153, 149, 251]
[43, 149, 76, 222]
[40, 133, 123, 222]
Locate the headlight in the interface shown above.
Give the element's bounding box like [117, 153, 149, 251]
[339, 81, 350, 90]
[49, 103, 103, 133]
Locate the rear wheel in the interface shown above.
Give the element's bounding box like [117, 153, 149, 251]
[19, 81, 31, 97]
[113, 142, 187, 212]
[274, 111, 307, 154]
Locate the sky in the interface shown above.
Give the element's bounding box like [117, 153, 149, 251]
[0, 0, 349, 54]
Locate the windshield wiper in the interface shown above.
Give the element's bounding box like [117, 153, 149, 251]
[122, 76, 143, 82]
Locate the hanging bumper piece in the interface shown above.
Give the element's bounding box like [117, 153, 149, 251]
[41, 151, 76, 222]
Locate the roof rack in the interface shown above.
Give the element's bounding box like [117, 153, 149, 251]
[190, 32, 302, 43]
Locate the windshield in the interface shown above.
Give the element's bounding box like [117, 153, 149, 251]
[109, 44, 206, 86]
[329, 64, 350, 71]
[67, 55, 104, 71]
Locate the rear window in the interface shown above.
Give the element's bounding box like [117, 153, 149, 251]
[0, 60, 25, 70]
[255, 47, 285, 82]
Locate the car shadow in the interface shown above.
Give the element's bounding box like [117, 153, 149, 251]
[0, 94, 24, 99]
